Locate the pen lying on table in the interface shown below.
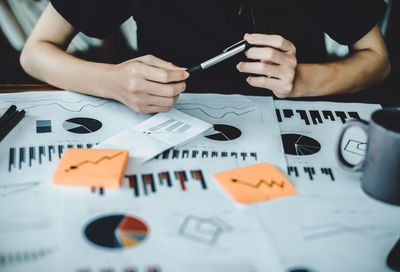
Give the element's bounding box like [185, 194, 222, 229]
[0, 105, 25, 142]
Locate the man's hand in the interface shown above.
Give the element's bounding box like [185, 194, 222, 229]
[109, 54, 188, 113]
[237, 33, 297, 98]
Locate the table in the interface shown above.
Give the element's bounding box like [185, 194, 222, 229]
[0, 83, 59, 93]
[1, 85, 399, 272]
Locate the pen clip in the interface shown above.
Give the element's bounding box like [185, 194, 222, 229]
[222, 40, 248, 53]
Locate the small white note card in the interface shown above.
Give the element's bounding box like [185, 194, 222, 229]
[96, 108, 213, 164]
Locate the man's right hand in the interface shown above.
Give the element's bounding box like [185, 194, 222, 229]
[108, 54, 189, 113]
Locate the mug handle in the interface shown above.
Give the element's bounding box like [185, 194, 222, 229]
[336, 119, 369, 172]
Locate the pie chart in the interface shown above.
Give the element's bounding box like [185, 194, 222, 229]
[84, 214, 149, 249]
[281, 134, 321, 156]
[63, 117, 102, 134]
[205, 124, 242, 141]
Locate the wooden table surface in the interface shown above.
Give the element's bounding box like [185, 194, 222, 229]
[0, 84, 59, 93]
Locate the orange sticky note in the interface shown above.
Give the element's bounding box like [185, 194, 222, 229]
[53, 148, 129, 188]
[212, 162, 297, 204]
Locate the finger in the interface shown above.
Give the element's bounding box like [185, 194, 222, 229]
[122, 93, 171, 113]
[133, 78, 186, 97]
[138, 54, 186, 70]
[245, 47, 295, 66]
[237, 62, 283, 79]
[245, 33, 295, 53]
[133, 62, 189, 83]
[247, 76, 293, 98]
[138, 105, 171, 114]
[144, 94, 177, 108]
[247, 76, 280, 90]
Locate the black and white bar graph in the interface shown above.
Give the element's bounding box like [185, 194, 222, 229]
[7, 143, 96, 172]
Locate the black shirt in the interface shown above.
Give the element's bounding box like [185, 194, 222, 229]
[50, 0, 387, 95]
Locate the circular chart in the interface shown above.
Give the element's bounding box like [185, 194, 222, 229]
[205, 124, 242, 141]
[281, 134, 321, 156]
[63, 117, 102, 134]
[84, 214, 149, 249]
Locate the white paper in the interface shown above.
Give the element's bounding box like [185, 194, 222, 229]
[274, 100, 382, 197]
[55, 158, 285, 272]
[2, 91, 397, 272]
[158, 94, 287, 170]
[0, 91, 145, 184]
[0, 182, 62, 271]
[97, 108, 214, 164]
[253, 195, 400, 272]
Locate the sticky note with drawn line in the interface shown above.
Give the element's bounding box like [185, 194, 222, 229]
[212, 162, 297, 204]
[53, 148, 129, 188]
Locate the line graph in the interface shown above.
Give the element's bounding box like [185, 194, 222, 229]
[66, 152, 124, 172]
[231, 178, 285, 189]
[5, 98, 111, 112]
[175, 102, 255, 111]
[176, 108, 255, 119]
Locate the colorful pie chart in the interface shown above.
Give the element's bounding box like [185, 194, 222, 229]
[84, 214, 149, 249]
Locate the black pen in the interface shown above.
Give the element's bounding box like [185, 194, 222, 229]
[0, 109, 25, 142]
[0, 105, 17, 128]
[187, 40, 251, 75]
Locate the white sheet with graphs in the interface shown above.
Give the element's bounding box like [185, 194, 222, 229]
[96, 108, 214, 165]
[274, 100, 382, 197]
[0, 91, 286, 271]
[1, 91, 399, 272]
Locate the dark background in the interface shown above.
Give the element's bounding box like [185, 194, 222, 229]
[1, 1, 399, 107]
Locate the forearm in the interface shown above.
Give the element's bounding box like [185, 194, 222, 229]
[20, 41, 115, 99]
[292, 49, 391, 97]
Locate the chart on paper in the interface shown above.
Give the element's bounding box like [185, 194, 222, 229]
[84, 214, 149, 249]
[172, 94, 286, 170]
[0, 91, 143, 184]
[275, 100, 381, 197]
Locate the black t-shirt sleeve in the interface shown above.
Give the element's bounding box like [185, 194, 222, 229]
[50, 0, 134, 38]
[301, 0, 387, 45]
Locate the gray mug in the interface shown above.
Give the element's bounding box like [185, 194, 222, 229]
[337, 108, 400, 205]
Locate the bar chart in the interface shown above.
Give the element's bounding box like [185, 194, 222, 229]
[7, 143, 97, 172]
[0, 247, 55, 267]
[275, 108, 361, 126]
[124, 170, 207, 198]
[154, 149, 258, 162]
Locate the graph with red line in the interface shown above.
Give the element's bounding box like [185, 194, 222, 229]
[124, 170, 207, 198]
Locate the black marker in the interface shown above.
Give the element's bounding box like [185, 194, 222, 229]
[187, 40, 251, 75]
[0, 107, 25, 142]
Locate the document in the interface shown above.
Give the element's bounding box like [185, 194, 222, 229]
[253, 195, 400, 272]
[56, 158, 286, 272]
[0, 91, 144, 185]
[160, 94, 287, 171]
[0, 90, 287, 271]
[2, 90, 396, 272]
[96, 108, 214, 164]
[274, 100, 381, 197]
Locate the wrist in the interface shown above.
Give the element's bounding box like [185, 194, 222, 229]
[289, 63, 334, 98]
[84, 62, 117, 100]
